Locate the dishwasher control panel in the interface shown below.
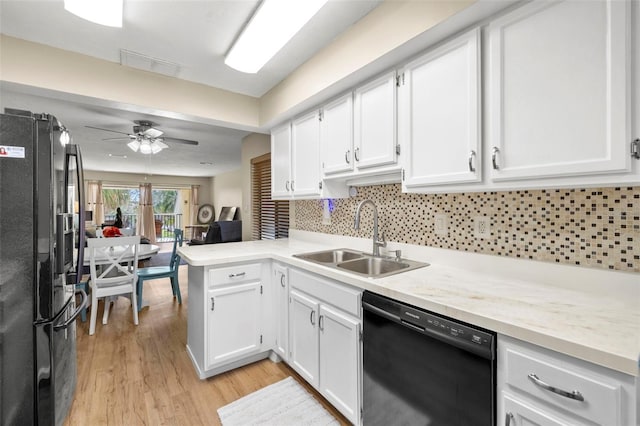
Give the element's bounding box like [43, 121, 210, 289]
[363, 291, 495, 360]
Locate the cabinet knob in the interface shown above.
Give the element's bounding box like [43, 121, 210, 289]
[310, 310, 316, 326]
[280, 274, 285, 287]
[354, 147, 360, 162]
[285, 180, 290, 191]
[211, 297, 215, 311]
[319, 314, 324, 331]
[291, 181, 295, 191]
[228, 272, 246, 278]
[345, 150, 351, 164]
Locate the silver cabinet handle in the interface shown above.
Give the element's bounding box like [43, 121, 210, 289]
[291, 180, 295, 191]
[280, 274, 285, 287]
[354, 147, 360, 162]
[285, 180, 290, 191]
[310, 310, 316, 326]
[505, 412, 514, 426]
[492, 147, 500, 170]
[211, 297, 215, 311]
[319, 315, 324, 331]
[345, 150, 351, 164]
[468, 150, 476, 172]
[527, 373, 585, 402]
[228, 272, 246, 278]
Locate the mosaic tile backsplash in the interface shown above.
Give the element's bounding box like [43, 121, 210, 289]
[292, 184, 640, 273]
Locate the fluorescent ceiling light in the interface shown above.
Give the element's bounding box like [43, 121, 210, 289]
[225, 0, 328, 74]
[64, 0, 123, 28]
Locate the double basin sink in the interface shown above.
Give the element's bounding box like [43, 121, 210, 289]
[293, 248, 429, 278]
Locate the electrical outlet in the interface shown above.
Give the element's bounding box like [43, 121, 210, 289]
[434, 214, 448, 235]
[474, 216, 490, 238]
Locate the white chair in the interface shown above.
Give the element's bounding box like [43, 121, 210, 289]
[86, 236, 140, 335]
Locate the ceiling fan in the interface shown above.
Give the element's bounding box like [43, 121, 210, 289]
[87, 120, 199, 154]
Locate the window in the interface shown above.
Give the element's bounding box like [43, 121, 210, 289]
[251, 153, 289, 240]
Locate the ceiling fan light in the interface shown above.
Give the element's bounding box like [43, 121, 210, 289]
[225, 0, 328, 74]
[127, 139, 141, 152]
[64, 0, 123, 28]
[150, 142, 164, 154]
[139, 140, 153, 154]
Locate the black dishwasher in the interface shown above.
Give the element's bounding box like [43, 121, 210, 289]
[362, 291, 496, 426]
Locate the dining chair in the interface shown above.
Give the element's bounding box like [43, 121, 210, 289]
[86, 236, 140, 335]
[136, 228, 183, 311]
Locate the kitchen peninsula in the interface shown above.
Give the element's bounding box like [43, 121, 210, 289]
[178, 230, 639, 425]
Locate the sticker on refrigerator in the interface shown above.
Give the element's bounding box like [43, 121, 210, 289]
[0, 145, 25, 158]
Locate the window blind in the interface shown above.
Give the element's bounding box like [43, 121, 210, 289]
[251, 153, 289, 240]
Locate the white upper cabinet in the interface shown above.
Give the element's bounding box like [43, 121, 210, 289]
[271, 123, 292, 198]
[488, 0, 631, 181]
[321, 93, 354, 176]
[400, 28, 481, 189]
[354, 71, 398, 170]
[291, 110, 322, 198]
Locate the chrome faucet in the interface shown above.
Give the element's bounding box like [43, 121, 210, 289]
[354, 199, 386, 257]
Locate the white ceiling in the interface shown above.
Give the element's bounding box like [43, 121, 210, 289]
[0, 0, 382, 177]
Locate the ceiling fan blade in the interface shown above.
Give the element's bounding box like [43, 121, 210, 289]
[102, 137, 133, 141]
[163, 137, 199, 146]
[86, 125, 131, 135]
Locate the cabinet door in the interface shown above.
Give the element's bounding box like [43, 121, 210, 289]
[488, 0, 630, 181]
[291, 111, 321, 197]
[273, 264, 289, 361]
[321, 93, 354, 175]
[401, 28, 481, 188]
[503, 393, 576, 426]
[271, 124, 291, 198]
[354, 72, 397, 169]
[206, 282, 262, 368]
[318, 304, 360, 425]
[289, 289, 320, 387]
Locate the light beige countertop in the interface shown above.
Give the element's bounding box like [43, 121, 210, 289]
[178, 230, 640, 377]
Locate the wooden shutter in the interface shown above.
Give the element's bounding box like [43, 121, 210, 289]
[251, 153, 289, 240]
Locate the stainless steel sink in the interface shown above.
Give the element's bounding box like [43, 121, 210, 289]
[337, 257, 410, 276]
[293, 248, 428, 278]
[294, 248, 364, 264]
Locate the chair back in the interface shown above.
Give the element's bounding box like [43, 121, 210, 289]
[169, 229, 183, 271]
[87, 236, 140, 289]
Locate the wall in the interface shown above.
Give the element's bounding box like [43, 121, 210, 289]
[212, 169, 243, 220]
[84, 169, 213, 207]
[241, 133, 271, 241]
[260, 0, 474, 126]
[0, 35, 260, 131]
[293, 184, 640, 273]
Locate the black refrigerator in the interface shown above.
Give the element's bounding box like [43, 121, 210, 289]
[0, 109, 88, 425]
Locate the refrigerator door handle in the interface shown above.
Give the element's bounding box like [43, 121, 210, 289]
[65, 144, 86, 285]
[53, 289, 88, 331]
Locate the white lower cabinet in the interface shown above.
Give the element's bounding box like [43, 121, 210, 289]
[289, 268, 362, 425]
[498, 335, 637, 426]
[186, 262, 272, 379]
[273, 263, 289, 362]
[289, 289, 320, 386]
[206, 282, 262, 368]
[318, 304, 360, 423]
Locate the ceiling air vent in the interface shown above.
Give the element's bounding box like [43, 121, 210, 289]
[120, 49, 181, 78]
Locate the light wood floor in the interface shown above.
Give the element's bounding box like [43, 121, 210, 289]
[65, 265, 349, 425]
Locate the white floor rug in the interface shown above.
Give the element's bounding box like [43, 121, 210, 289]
[217, 376, 340, 426]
